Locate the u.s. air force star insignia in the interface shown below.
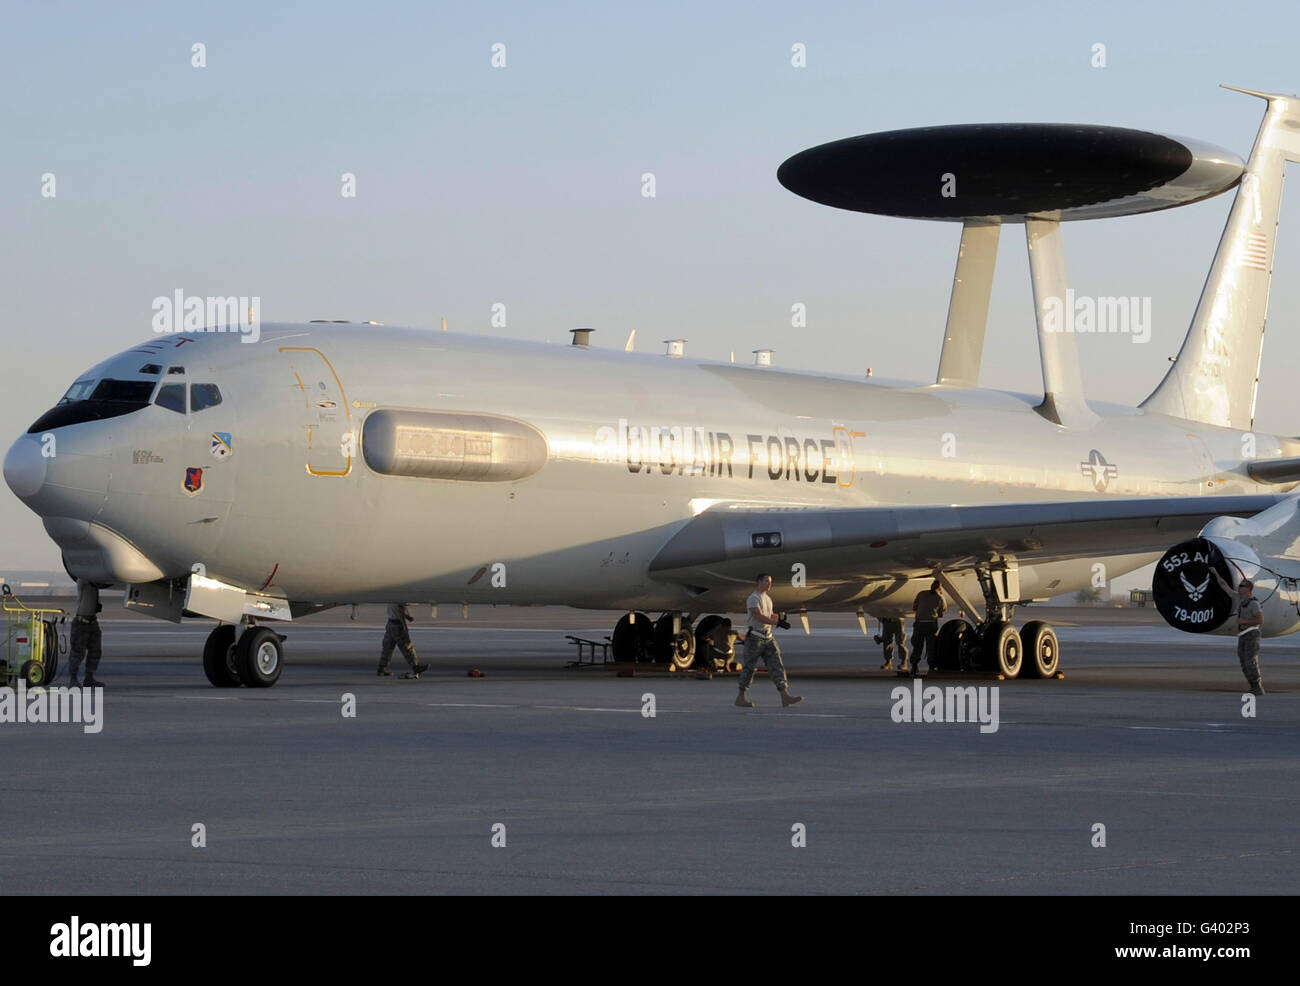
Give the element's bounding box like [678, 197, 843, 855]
[1080, 449, 1119, 492]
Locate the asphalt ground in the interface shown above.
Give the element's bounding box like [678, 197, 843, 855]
[1, 601, 1296, 896]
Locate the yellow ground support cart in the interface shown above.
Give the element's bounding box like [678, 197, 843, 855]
[1, 583, 65, 687]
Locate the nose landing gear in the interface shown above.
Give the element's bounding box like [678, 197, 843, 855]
[202, 622, 285, 688]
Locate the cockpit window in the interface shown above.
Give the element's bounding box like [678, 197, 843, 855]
[138, 364, 162, 375]
[89, 380, 156, 403]
[155, 384, 186, 414]
[191, 384, 222, 411]
[29, 378, 159, 433]
[58, 379, 98, 404]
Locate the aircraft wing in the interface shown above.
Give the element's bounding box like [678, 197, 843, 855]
[647, 494, 1292, 588]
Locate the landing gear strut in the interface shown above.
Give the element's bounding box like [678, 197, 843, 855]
[931, 562, 1062, 680]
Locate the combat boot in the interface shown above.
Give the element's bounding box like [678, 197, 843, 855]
[735, 689, 754, 708]
[377, 667, 394, 676]
[780, 689, 803, 707]
[1252, 682, 1266, 696]
[411, 663, 429, 675]
[83, 675, 104, 688]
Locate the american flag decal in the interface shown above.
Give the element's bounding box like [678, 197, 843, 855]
[1241, 231, 1269, 272]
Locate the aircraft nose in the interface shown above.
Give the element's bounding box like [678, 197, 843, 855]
[3, 435, 47, 500]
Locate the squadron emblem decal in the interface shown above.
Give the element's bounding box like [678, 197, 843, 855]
[1080, 449, 1119, 492]
[210, 432, 233, 460]
[182, 467, 204, 496]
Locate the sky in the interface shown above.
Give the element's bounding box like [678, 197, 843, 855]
[3, 0, 1300, 570]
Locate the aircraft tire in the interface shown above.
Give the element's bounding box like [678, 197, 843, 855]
[694, 615, 735, 670]
[612, 612, 654, 664]
[654, 614, 697, 668]
[982, 621, 1022, 679]
[1020, 621, 1059, 678]
[202, 625, 241, 687]
[935, 619, 972, 670]
[668, 630, 695, 669]
[235, 627, 282, 688]
[42, 619, 59, 683]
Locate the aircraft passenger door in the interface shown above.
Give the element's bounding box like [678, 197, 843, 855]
[832, 424, 864, 489]
[279, 347, 353, 477]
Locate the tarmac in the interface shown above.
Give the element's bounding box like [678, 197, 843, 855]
[2, 601, 1296, 894]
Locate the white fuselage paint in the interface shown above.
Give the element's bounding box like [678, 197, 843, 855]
[19, 325, 1298, 615]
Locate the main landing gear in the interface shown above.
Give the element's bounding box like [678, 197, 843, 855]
[610, 611, 737, 671]
[931, 565, 1062, 680]
[202, 622, 285, 688]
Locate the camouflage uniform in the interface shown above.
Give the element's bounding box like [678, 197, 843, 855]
[67, 581, 102, 684]
[880, 617, 908, 670]
[739, 590, 789, 692]
[910, 588, 946, 673]
[378, 603, 419, 671]
[1236, 596, 1264, 690]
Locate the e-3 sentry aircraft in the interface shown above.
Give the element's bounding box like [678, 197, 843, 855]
[7, 86, 1300, 688]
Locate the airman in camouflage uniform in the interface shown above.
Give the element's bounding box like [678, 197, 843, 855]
[736, 574, 802, 708]
[878, 616, 908, 671]
[378, 603, 428, 678]
[910, 581, 946, 676]
[68, 580, 104, 688]
[1213, 571, 1265, 696]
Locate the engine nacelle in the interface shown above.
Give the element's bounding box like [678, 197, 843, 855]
[1153, 535, 1300, 637]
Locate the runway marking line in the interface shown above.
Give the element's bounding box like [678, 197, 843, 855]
[427, 703, 515, 709]
[425, 702, 853, 718]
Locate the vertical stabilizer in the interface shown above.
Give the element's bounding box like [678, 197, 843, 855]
[1142, 87, 1300, 429]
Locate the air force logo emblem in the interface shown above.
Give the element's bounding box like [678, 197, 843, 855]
[210, 432, 233, 460]
[183, 467, 204, 496]
[1080, 449, 1119, 492]
[1179, 570, 1211, 602]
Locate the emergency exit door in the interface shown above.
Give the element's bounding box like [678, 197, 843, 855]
[279, 347, 353, 477]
